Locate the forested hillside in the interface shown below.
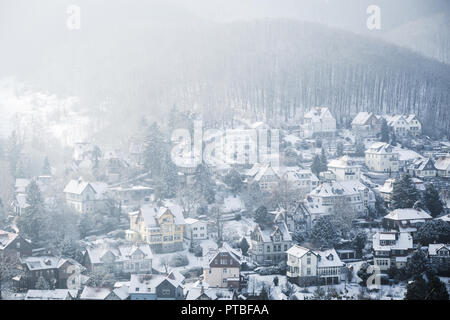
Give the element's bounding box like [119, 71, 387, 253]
[1, 0, 449, 139]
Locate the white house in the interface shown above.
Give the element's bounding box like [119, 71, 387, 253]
[407, 158, 436, 179]
[278, 168, 319, 194]
[203, 245, 241, 289]
[351, 112, 381, 137]
[327, 156, 361, 181]
[365, 142, 399, 173]
[372, 231, 413, 271]
[384, 114, 422, 137]
[63, 178, 107, 214]
[382, 208, 433, 233]
[286, 245, 345, 286]
[302, 107, 336, 138]
[245, 163, 280, 192]
[184, 218, 208, 240]
[435, 156, 450, 178]
[305, 180, 376, 217]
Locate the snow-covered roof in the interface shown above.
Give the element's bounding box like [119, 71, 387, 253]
[255, 222, 292, 243]
[139, 202, 185, 228]
[185, 281, 218, 300]
[20, 256, 72, 271]
[428, 244, 449, 256]
[304, 107, 334, 121]
[373, 232, 413, 251]
[352, 112, 376, 126]
[63, 178, 94, 195]
[286, 245, 313, 258]
[378, 178, 395, 194]
[0, 230, 20, 250]
[25, 289, 78, 300]
[384, 208, 432, 221]
[166, 269, 185, 288]
[435, 157, 450, 171]
[80, 286, 114, 300]
[309, 180, 370, 198]
[86, 243, 153, 265]
[408, 158, 434, 171]
[436, 214, 450, 223]
[129, 274, 165, 294]
[316, 248, 345, 268]
[366, 142, 396, 154]
[328, 156, 361, 169]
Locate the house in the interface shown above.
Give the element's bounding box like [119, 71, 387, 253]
[301, 107, 336, 138]
[327, 156, 361, 181]
[203, 245, 241, 289]
[365, 142, 399, 173]
[384, 114, 422, 137]
[372, 231, 413, 271]
[305, 180, 376, 217]
[278, 168, 319, 194]
[80, 286, 121, 300]
[108, 185, 153, 211]
[63, 178, 107, 214]
[249, 214, 292, 266]
[185, 280, 218, 300]
[351, 112, 381, 137]
[19, 256, 85, 289]
[129, 274, 165, 300]
[408, 158, 436, 179]
[382, 208, 433, 233]
[435, 156, 450, 178]
[428, 244, 450, 273]
[25, 289, 78, 300]
[245, 163, 280, 192]
[126, 202, 185, 253]
[0, 230, 33, 258]
[129, 270, 185, 300]
[286, 245, 345, 286]
[83, 242, 153, 274]
[184, 218, 208, 240]
[377, 178, 396, 206]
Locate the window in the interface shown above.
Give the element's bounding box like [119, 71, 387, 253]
[162, 289, 170, 295]
[223, 268, 227, 274]
[307, 257, 311, 264]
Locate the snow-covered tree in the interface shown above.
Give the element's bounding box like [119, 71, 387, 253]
[391, 174, 420, 209]
[423, 184, 444, 218]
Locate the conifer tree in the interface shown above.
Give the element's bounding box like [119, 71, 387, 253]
[423, 184, 444, 217]
[391, 174, 419, 209]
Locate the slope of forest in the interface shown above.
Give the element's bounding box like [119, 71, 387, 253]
[1, 0, 450, 139]
[383, 12, 450, 65]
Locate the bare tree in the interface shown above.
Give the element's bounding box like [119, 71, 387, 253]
[0, 255, 23, 300]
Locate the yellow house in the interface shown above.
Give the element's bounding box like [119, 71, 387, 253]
[127, 203, 185, 253]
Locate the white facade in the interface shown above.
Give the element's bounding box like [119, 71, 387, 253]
[302, 107, 336, 137]
[384, 114, 422, 137]
[184, 218, 208, 240]
[327, 156, 361, 181]
[365, 142, 399, 173]
[372, 232, 413, 271]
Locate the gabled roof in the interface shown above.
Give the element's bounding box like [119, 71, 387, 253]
[372, 232, 413, 251]
[20, 256, 78, 271]
[63, 178, 95, 195]
[352, 112, 377, 126]
[304, 107, 334, 121]
[139, 202, 185, 228]
[366, 142, 396, 154]
[384, 208, 432, 221]
[86, 243, 153, 265]
[286, 245, 314, 258]
[328, 156, 360, 169]
[435, 157, 450, 171]
[25, 289, 78, 300]
[408, 158, 435, 171]
[254, 222, 292, 243]
[80, 286, 115, 300]
[129, 274, 165, 294]
[0, 230, 21, 250]
[428, 244, 450, 256]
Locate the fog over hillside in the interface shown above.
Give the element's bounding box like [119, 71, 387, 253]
[1, 0, 450, 146]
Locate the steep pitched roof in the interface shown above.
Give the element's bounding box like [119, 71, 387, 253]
[428, 244, 449, 256]
[352, 112, 375, 126]
[63, 178, 94, 195]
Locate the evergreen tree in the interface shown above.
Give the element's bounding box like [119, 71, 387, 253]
[159, 154, 179, 198]
[223, 169, 243, 195]
[405, 276, 427, 300]
[336, 142, 344, 157]
[426, 275, 449, 300]
[352, 231, 367, 258]
[354, 140, 366, 157]
[406, 249, 430, 278]
[239, 237, 250, 256]
[194, 164, 215, 204]
[380, 118, 389, 143]
[311, 155, 322, 177]
[415, 220, 450, 246]
[357, 262, 374, 287]
[391, 174, 419, 209]
[143, 122, 167, 177]
[320, 148, 328, 172]
[16, 180, 45, 244]
[254, 206, 272, 228]
[390, 132, 397, 146]
[375, 193, 387, 217]
[423, 184, 444, 218]
[310, 216, 338, 248]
